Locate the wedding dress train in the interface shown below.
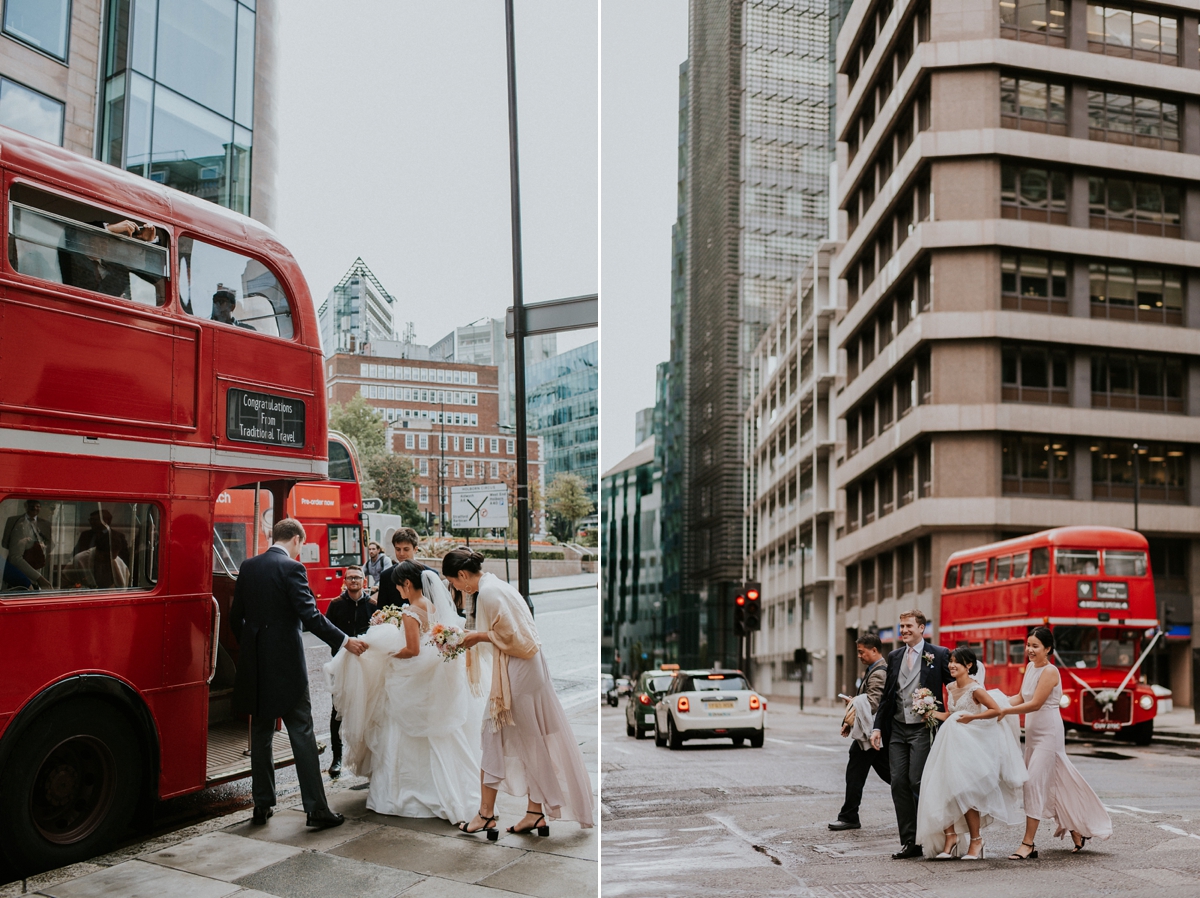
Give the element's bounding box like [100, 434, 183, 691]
[325, 570, 484, 823]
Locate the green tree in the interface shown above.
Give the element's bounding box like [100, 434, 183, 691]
[366, 451, 421, 525]
[545, 473, 594, 542]
[328, 394, 387, 463]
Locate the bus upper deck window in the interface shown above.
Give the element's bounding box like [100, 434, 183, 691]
[996, 555, 1011, 581]
[1055, 549, 1099, 575]
[972, 559, 987, 584]
[1030, 547, 1050, 575]
[8, 185, 168, 306]
[1104, 550, 1147, 577]
[945, 565, 959, 589]
[959, 562, 972, 586]
[1011, 552, 1028, 578]
[179, 237, 294, 338]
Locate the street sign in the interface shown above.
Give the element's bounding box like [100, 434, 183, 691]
[362, 498, 383, 512]
[506, 294, 598, 338]
[450, 483, 509, 530]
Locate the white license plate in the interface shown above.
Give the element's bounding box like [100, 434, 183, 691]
[1091, 720, 1122, 731]
[706, 701, 735, 709]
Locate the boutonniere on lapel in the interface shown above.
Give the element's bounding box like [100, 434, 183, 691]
[923, 651, 935, 667]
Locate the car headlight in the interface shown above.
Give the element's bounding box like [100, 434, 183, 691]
[1139, 694, 1155, 711]
[1058, 694, 1071, 709]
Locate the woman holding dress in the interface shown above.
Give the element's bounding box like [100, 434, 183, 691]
[443, 548, 595, 840]
[324, 561, 483, 825]
[1000, 627, 1113, 859]
[915, 647, 1027, 860]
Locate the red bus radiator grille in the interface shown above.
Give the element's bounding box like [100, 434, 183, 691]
[1080, 691, 1133, 724]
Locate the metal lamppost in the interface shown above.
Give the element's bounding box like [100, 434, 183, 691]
[438, 397, 447, 535]
[799, 539, 807, 712]
[1132, 442, 1140, 532]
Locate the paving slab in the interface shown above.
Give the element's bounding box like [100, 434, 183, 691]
[224, 808, 382, 851]
[142, 832, 301, 882]
[502, 825, 598, 861]
[395, 877, 529, 898]
[362, 811, 469, 836]
[0, 863, 105, 898]
[233, 851, 421, 898]
[476, 851, 596, 898]
[330, 825, 527, 882]
[39, 859, 241, 898]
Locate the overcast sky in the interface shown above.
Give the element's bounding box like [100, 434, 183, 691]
[274, 1, 597, 354]
[599, 2, 687, 472]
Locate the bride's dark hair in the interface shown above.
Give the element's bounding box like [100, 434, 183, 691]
[391, 560, 426, 594]
[949, 646, 978, 675]
[1029, 626, 1054, 653]
[442, 547, 484, 578]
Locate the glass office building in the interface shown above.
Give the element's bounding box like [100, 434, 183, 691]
[526, 342, 598, 501]
[100, 0, 257, 215]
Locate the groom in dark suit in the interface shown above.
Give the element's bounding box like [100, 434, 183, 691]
[231, 517, 368, 828]
[870, 609, 953, 859]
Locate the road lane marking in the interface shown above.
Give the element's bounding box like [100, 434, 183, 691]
[607, 745, 632, 755]
[1103, 807, 1139, 816]
[1159, 824, 1200, 840]
[805, 744, 838, 752]
[766, 738, 792, 745]
[1111, 804, 1157, 814]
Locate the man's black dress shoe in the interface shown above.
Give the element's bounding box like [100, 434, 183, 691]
[892, 843, 924, 859]
[828, 820, 861, 830]
[329, 756, 343, 777]
[252, 806, 274, 826]
[306, 809, 345, 829]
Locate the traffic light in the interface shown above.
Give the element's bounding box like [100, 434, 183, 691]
[734, 589, 746, 636]
[794, 647, 809, 666]
[744, 582, 762, 632]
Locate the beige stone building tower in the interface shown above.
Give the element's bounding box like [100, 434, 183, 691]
[830, 0, 1200, 705]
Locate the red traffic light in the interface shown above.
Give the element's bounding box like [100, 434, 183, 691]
[735, 594, 745, 605]
[746, 589, 759, 601]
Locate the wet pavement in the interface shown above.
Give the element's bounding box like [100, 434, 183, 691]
[600, 702, 1200, 898]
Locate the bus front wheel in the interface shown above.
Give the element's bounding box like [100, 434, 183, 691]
[1124, 719, 1154, 746]
[0, 700, 143, 875]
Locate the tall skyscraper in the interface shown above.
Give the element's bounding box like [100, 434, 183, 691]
[675, 0, 830, 667]
[318, 258, 396, 358]
[0, 0, 278, 226]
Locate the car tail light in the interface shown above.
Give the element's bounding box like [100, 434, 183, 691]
[677, 696, 690, 713]
[638, 693, 651, 705]
[749, 695, 761, 710]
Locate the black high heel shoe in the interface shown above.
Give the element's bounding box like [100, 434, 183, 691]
[508, 812, 549, 837]
[459, 811, 499, 841]
[1008, 841, 1038, 860]
[1071, 833, 1090, 853]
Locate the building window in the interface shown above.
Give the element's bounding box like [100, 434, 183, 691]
[1091, 353, 1184, 412]
[506, 439, 514, 454]
[100, 0, 256, 215]
[419, 486, 429, 503]
[1001, 253, 1068, 314]
[1088, 177, 1180, 237]
[3, 0, 71, 60]
[1001, 345, 1069, 404]
[1092, 440, 1186, 502]
[418, 434, 428, 450]
[1088, 90, 1179, 150]
[490, 461, 499, 478]
[0, 76, 64, 145]
[1001, 0, 1067, 44]
[880, 552, 894, 600]
[465, 437, 475, 452]
[405, 433, 414, 449]
[1000, 75, 1066, 133]
[862, 557, 875, 605]
[1002, 434, 1071, 496]
[845, 564, 858, 607]
[1087, 5, 1178, 64]
[1001, 164, 1068, 224]
[1089, 262, 1183, 325]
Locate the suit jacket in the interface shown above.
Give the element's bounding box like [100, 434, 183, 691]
[848, 658, 888, 749]
[872, 641, 953, 748]
[231, 545, 348, 718]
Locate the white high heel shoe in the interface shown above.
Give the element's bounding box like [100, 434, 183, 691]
[934, 840, 960, 860]
[963, 838, 984, 860]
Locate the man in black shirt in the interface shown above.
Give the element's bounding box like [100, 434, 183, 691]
[324, 566, 374, 776]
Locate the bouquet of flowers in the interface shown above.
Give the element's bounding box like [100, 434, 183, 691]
[911, 687, 940, 739]
[370, 605, 405, 628]
[428, 622, 467, 662]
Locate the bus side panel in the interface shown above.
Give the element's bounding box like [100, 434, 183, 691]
[146, 683, 209, 798]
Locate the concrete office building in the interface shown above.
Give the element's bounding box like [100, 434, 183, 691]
[829, 0, 1200, 704]
[675, 0, 831, 668]
[431, 317, 557, 429]
[0, 0, 278, 226]
[318, 258, 397, 358]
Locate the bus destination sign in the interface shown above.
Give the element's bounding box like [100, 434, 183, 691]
[227, 388, 305, 447]
[1077, 579, 1128, 611]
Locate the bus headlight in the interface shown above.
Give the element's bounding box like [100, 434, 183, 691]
[1139, 694, 1155, 711]
[1058, 694, 1071, 709]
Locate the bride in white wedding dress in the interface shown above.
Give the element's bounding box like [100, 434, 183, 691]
[324, 561, 485, 823]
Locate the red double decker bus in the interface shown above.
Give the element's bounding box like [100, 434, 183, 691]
[214, 431, 365, 610]
[0, 126, 333, 873]
[940, 526, 1160, 744]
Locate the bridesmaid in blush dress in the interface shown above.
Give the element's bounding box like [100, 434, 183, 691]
[1001, 626, 1112, 859]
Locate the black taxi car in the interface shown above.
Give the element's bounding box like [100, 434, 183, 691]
[625, 666, 679, 738]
